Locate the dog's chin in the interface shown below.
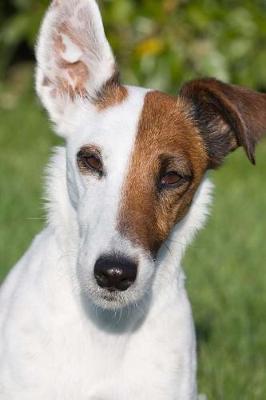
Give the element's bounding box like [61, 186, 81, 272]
[84, 286, 148, 311]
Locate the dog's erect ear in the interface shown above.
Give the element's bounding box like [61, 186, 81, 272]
[36, 0, 118, 135]
[180, 78, 266, 168]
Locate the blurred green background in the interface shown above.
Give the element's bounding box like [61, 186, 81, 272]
[0, 1, 266, 399]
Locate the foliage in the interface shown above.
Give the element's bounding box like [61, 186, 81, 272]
[0, 0, 266, 92]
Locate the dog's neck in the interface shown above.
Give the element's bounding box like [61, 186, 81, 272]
[44, 146, 213, 323]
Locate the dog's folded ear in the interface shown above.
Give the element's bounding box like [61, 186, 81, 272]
[180, 78, 266, 168]
[36, 0, 118, 135]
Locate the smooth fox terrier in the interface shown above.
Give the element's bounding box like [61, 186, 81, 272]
[0, 1, 265, 399]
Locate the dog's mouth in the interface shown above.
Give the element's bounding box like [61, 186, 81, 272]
[101, 290, 119, 302]
[90, 288, 132, 310]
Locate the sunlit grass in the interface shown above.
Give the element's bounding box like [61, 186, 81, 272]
[0, 94, 266, 399]
[185, 138, 266, 399]
[0, 93, 60, 277]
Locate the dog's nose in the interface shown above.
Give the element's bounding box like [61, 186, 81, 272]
[94, 254, 137, 291]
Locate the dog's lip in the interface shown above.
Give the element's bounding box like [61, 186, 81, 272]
[101, 290, 118, 301]
[106, 287, 117, 293]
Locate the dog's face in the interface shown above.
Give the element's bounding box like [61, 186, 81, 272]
[64, 88, 209, 308]
[36, 0, 266, 309]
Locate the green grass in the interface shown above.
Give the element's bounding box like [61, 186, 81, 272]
[0, 93, 60, 276]
[0, 94, 266, 399]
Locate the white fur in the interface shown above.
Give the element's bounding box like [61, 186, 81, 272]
[0, 1, 213, 399]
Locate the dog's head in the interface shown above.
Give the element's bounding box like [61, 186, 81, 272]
[36, 0, 266, 310]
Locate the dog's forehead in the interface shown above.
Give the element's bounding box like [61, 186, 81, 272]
[70, 86, 200, 164]
[70, 86, 149, 156]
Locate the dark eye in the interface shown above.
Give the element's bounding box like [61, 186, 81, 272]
[159, 171, 189, 190]
[77, 150, 103, 176]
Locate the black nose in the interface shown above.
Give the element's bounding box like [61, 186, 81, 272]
[94, 254, 137, 291]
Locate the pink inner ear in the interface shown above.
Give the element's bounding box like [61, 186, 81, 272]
[57, 22, 86, 54]
[48, 22, 89, 98]
[54, 30, 66, 54]
[67, 61, 89, 89]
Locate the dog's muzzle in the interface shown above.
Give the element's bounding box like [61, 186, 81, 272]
[94, 254, 137, 292]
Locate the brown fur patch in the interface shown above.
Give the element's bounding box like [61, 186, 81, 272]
[95, 71, 128, 110]
[118, 91, 208, 255]
[54, 31, 66, 53]
[57, 59, 89, 98]
[42, 76, 51, 87]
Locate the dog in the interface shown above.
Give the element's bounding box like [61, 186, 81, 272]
[0, 1, 265, 399]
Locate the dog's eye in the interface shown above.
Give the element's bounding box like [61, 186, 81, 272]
[77, 150, 103, 176]
[159, 171, 189, 190]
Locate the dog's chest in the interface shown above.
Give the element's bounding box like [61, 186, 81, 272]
[15, 313, 181, 399]
[1, 295, 194, 399]
[0, 231, 195, 399]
